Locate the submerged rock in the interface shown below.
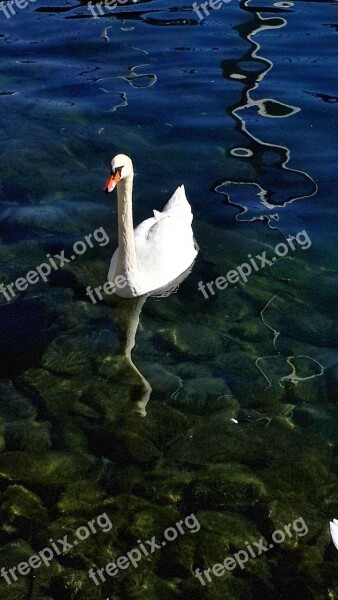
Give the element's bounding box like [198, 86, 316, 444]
[0, 484, 48, 536]
[170, 377, 237, 414]
[0, 452, 96, 488]
[156, 323, 223, 360]
[0, 540, 34, 599]
[5, 421, 51, 452]
[182, 464, 267, 513]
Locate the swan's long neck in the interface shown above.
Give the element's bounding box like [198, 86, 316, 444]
[115, 173, 138, 286]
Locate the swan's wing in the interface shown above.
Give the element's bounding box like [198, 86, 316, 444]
[108, 186, 196, 286]
[161, 185, 193, 225]
[134, 186, 193, 238]
[134, 216, 159, 238]
[134, 212, 197, 285]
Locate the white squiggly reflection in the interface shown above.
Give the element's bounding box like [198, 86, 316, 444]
[215, 0, 318, 226]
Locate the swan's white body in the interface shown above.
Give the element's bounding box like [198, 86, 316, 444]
[330, 519, 338, 550]
[105, 155, 198, 298]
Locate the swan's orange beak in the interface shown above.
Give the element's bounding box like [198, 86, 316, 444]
[104, 171, 121, 193]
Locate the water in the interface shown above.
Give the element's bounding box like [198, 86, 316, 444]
[0, 0, 337, 598]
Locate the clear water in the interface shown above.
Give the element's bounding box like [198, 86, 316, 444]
[0, 0, 337, 598]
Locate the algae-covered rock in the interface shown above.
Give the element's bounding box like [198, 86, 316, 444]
[5, 420, 51, 452]
[156, 323, 223, 360]
[158, 526, 198, 579]
[133, 466, 193, 507]
[167, 412, 248, 465]
[176, 511, 270, 599]
[196, 510, 271, 579]
[60, 298, 112, 330]
[20, 368, 83, 414]
[112, 430, 161, 465]
[0, 381, 36, 421]
[182, 464, 267, 513]
[176, 362, 213, 379]
[41, 327, 119, 377]
[0, 452, 96, 488]
[41, 334, 93, 377]
[327, 363, 338, 403]
[228, 319, 269, 344]
[138, 363, 181, 398]
[57, 480, 106, 516]
[0, 573, 29, 599]
[0, 484, 48, 534]
[145, 403, 190, 455]
[255, 420, 332, 493]
[0, 539, 34, 566]
[0, 540, 34, 599]
[171, 377, 237, 414]
[214, 350, 269, 405]
[117, 572, 181, 600]
[129, 508, 158, 541]
[283, 373, 327, 406]
[179, 575, 249, 600]
[292, 402, 338, 444]
[44, 514, 118, 567]
[48, 568, 106, 600]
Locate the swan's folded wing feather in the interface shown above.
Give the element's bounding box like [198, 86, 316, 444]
[161, 185, 193, 224]
[134, 216, 158, 238]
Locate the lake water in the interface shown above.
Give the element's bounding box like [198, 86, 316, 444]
[0, 0, 337, 598]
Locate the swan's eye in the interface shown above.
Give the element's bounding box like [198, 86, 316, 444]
[110, 167, 122, 179]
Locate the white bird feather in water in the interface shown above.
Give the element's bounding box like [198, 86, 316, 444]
[330, 520, 338, 550]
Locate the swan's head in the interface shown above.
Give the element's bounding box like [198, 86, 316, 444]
[104, 154, 133, 193]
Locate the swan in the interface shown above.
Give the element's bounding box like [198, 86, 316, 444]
[330, 519, 338, 550]
[104, 154, 198, 298]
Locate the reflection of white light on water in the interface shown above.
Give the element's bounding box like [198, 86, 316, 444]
[230, 73, 247, 79]
[230, 147, 253, 157]
[255, 98, 301, 118]
[274, 1, 294, 6]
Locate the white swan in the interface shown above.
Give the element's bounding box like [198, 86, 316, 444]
[104, 154, 198, 298]
[330, 519, 338, 550]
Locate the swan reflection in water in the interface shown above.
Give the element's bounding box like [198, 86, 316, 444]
[110, 264, 196, 418]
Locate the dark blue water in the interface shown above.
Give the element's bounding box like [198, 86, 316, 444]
[0, 1, 337, 598]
